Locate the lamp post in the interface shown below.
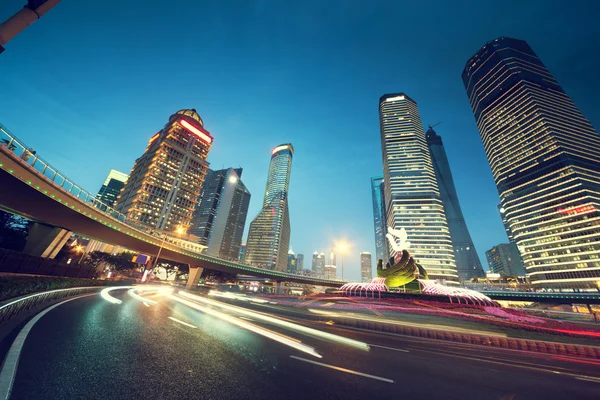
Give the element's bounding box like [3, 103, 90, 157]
[148, 226, 185, 281]
[0, 1, 62, 54]
[334, 240, 349, 281]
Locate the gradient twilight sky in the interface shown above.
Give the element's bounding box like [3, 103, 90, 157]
[1, 1, 599, 281]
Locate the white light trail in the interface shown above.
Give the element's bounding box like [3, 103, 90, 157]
[168, 316, 197, 329]
[179, 291, 370, 351]
[169, 293, 322, 358]
[100, 286, 133, 304]
[289, 356, 395, 383]
[128, 289, 158, 305]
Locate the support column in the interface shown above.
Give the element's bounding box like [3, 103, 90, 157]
[275, 281, 285, 295]
[23, 222, 71, 258]
[186, 265, 204, 290]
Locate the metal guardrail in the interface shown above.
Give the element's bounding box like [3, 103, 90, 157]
[0, 286, 101, 325]
[0, 123, 346, 286]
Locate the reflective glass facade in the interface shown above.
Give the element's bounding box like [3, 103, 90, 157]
[463, 37, 600, 289]
[379, 93, 458, 283]
[245, 144, 293, 271]
[486, 243, 526, 277]
[115, 109, 212, 233]
[96, 169, 128, 208]
[426, 127, 485, 281]
[370, 176, 386, 263]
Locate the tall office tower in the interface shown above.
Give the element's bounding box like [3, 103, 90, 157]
[287, 248, 297, 273]
[245, 144, 294, 271]
[238, 243, 246, 262]
[97, 169, 128, 208]
[323, 264, 337, 280]
[360, 252, 373, 282]
[497, 203, 515, 243]
[463, 37, 600, 289]
[426, 127, 485, 281]
[189, 168, 250, 260]
[115, 109, 212, 232]
[329, 251, 336, 266]
[486, 243, 526, 277]
[311, 251, 325, 277]
[370, 176, 387, 263]
[296, 253, 304, 272]
[379, 93, 458, 283]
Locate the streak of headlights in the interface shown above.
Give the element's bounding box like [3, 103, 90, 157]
[169, 293, 322, 358]
[208, 290, 270, 304]
[100, 286, 133, 304]
[179, 291, 370, 351]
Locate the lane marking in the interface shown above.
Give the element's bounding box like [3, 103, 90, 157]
[0, 294, 94, 400]
[290, 356, 395, 383]
[168, 317, 197, 329]
[369, 344, 410, 353]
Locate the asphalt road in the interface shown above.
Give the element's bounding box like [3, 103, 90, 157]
[4, 289, 600, 400]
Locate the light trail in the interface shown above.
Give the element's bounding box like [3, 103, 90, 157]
[168, 316, 197, 329]
[179, 291, 370, 351]
[289, 356, 395, 383]
[169, 293, 322, 358]
[128, 289, 158, 305]
[100, 286, 133, 304]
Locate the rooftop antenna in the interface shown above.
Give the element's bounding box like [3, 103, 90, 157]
[428, 122, 442, 130]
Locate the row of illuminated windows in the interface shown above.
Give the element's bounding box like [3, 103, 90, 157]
[531, 268, 600, 281]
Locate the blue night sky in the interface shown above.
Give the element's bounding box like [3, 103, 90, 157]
[1, 1, 599, 281]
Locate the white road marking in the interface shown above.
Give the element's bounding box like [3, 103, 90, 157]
[289, 356, 395, 383]
[0, 294, 94, 400]
[369, 344, 410, 353]
[168, 316, 197, 329]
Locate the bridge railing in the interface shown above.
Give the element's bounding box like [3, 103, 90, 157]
[0, 124, 346, 285]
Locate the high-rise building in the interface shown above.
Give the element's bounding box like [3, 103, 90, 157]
[379, 93, 458, 283]
[463, 37, 600, 289]
[287, 248, 297, 273]
[360, 252, 372, 282]
[238, 243, 247, 262]
[323, 264, 337, 280]
[97, 169, 128, 208]
[328, 251, 336, 266]
[426, 127, 485, 281]
[370, 176, 387, 263]
[189, 168, 250, 260]
[497, 203, 515, 243]
[311, 251, 325, 277]
[486, 243, 526, 277]
[115, 109, 212, 233]
[296, 253, 304, 273]
[245, 144, 294, 271]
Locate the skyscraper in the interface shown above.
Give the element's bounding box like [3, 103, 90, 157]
[379, 93, 458, 283]
[328, 251, 336, 267]
[311, 251, 325, 277]
[115, 109, 212, 233]
[189, 168, 250, 260]
[463, 37, 600, 289]
[486, 244, 526, 277]
[296, 253, 304, 273]
[360, 252, 372, 282]
[497, 203, 515, 243]
[370, 176, 387, 263]
[426, 127, 485, 281]
[245, 144, 294, 271]
[238, 243, 246, 262]
[97, 169, 128, 208]
[287, 248, 297, 273]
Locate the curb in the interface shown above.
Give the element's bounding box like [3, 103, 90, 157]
[322, 317, 600, 360]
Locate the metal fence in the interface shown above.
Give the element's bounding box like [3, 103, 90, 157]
[0, 248, 96, 278]
[0, 286, 101, 325]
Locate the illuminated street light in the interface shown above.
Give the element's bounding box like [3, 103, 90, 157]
[148, 226, 185, 282]
[334, 239, 350, 281]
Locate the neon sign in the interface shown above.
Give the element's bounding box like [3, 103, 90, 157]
[557, 205, 596, 215]
[180, 119, 213, 144]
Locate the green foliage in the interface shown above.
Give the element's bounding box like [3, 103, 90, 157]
[81, 251, 138, 271]
[0, 210, 30, 251]
[0, 275, 121, 302]
[200, 269, 236, 283]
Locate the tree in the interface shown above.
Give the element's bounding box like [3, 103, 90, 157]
[152, 258, 189, 281]
[200, 269, 236, 284]
[0, 210, 29, 251]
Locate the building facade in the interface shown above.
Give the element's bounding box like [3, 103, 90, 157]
[370, 176, 387, 263]
[287, 248, 297, 273]
[296, 253, 304, 272]
[189, 168, 250, 260]
[115, 109, 212, 233]
[324, 264, 337, 280]
[486, 243, 526, 277]
[97, 169, 128, 208]
[311, 251, 325, 277]
[245, 144, 294, 271]
[379, 93, 458, 283]
[498, 203, 515, 243]
[360, 252, 373, 282]
[463, 37, 600, 289]
[426, 127, 485, 281]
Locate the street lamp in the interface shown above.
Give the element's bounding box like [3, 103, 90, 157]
[147, 225, 185, 282]
[334, 240, 350, 281]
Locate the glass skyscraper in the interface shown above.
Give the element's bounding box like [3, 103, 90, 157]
[379, 93, 458, 283]
[189, 168, 250, 261]
[426, 127, 484, 281]
[96, 169, 128, 208]
[360, 252, 373, 282]
[115, 109, 212, 233]
[463, 37, 600, 289]
[370, 176, 386, 263]
[245, 144, 293, 271]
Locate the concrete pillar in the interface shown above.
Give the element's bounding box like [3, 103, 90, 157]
[275, 281, 285, 295]
[0, 0, 62, 51]
[186, 265, 204, 290]
[23, 222, 71, 258]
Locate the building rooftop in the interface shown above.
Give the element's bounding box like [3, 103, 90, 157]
[176, 109, 204, 126]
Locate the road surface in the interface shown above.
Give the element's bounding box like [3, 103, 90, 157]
[3, 288, 600, 399]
